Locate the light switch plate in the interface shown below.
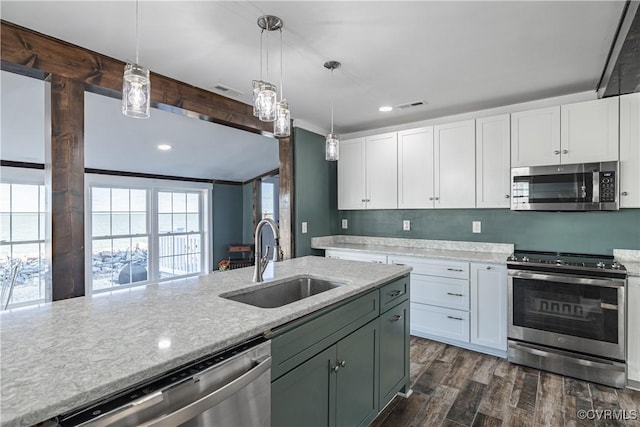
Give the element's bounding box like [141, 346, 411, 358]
[341, 219, 348, 229]
[301, 222, 308, 234]
[472, 221, 481, 233]
[403, 220, 411, 231]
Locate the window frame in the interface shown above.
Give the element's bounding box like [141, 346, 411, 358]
[85, 174, 211, 295]
[0, 166, 49, 307]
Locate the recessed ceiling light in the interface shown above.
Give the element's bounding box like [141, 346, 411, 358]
[158, 144, 172, 151]
[379, 106, 393, 112]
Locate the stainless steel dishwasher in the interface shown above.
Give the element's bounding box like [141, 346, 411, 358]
[58, 337, 271, 427]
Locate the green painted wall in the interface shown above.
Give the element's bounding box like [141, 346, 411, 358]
[294, 128, 338, 257]
[338, 208, 640, 255]
[212, 183, 244, 268]
[242, 182, 254, 244]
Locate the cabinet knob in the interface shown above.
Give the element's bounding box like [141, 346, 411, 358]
[554, 150, 560, 154]
[361, 199, 366, 203]
[562, 149, 568, 154]
[486, 266, 492, 270]
[332, 365, 340, 373]
[389, 314, 402, 322]
[505, 194, 510, 198]
[339, 360, 346, 368]
[621, 191, 629, 196]
[434, 196, 440, 201]
[429, 197, 434, 201]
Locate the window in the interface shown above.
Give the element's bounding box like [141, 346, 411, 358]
[0, 176, 47, 307]
[87, 175, 209, 293]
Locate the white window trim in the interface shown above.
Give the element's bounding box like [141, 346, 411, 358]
[85, 173, 212, 295]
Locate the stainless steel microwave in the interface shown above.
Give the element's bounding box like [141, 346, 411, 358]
[511, 161, 619, 211]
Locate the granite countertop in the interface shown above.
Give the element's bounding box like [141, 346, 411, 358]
[614, 249, 640, 277]
[311, 235, 514, 264]
[0, 256, 410, 427]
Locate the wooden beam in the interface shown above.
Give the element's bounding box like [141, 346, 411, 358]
[48, 75, 85, 301]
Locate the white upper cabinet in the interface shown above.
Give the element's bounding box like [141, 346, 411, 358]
[366, 133, 398, 209]
[511, 106, 560, 167]
[398, 127, 434, 209]
[620, 93, 640, 208]
[476, 114, 511, 208]
[338, 138, 366, 210]
[434, 120, 476, 208]
[338, 134, 397, 210]
[560, 97, 619, 164]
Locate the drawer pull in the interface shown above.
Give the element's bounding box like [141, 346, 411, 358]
[388, 314, 403, 322]
[388, 290, 402, 297]
[446, 268, 464, 272]
[392, 262, 406, 266]
[447, 315, 464, 321]
[447, 292, 464, 297]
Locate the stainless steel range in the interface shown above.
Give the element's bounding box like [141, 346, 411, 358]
[507, 250, 627, 388]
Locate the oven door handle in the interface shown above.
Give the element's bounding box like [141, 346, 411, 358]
[508, 270, 626, 288]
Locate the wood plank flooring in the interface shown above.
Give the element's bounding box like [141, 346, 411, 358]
[372, 337, 640, 427]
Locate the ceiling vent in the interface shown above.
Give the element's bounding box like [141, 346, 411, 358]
[210, 83, 245, 97]
[396, 100, 427, 110]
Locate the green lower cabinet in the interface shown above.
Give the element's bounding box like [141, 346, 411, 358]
[272, 346, 335, 427]
[335, 320, 379, 427]
[378, 300, 410, 409]
[271, 320, 378, 427]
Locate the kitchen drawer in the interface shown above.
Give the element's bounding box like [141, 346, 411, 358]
[410, 302, 469, 342]
[326, 249, 387, 264]
[270, 289, 379, 380]
[388, 255, 469, 279]
[379, 275, 409, 313]
[411, 274, 469, 311]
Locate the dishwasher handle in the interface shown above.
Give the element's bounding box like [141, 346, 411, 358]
[142, 355, 272, 427]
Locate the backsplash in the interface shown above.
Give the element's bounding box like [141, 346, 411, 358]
[337, 208, 640, 255]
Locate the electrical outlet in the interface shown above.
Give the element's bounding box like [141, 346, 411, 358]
[403, 220, 411, 231]
[301, 222, 308, 234]
[341, 219, 348, 229]
[472, 221, 481, 233]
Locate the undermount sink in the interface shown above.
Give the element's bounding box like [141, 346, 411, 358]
[222, 276, 346, 308]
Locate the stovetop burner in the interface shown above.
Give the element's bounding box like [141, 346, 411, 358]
[507, 250, 626, 278]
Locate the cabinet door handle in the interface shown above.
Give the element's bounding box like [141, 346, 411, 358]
[388, 290, 402, 297]
[392, 262, 406, 266]
[446, 268, 464, 272]
[429, 197, 434, 201]
[486, 266, 492, 270]
[447, 315, 464, 321]
[505, 194, 510, 198]
[361, 199, 366, 203]
[562, 149, 568, 154]
[554, 150, 560, 154]
[434, 196, 440, 200]
[447, 292, 464, 297]
[388, 314, 403, 322]
[621, 192, 629, 196]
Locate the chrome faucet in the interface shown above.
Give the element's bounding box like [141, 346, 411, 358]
[253, 218, 283, 282]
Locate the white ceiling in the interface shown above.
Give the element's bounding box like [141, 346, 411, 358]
[1, 70, 279, 181]
[0, 1, 625, 135]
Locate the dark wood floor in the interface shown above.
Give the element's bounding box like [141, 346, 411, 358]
[372, 337, 640, 427]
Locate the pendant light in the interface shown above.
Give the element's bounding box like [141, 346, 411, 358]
[254, 16, 284, 125]
[324, 61, 341, 161]
[122, 0, 150, 118]
[274, 25, 290, 137]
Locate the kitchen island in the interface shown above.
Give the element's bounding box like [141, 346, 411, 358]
[0, 256, 411, 427]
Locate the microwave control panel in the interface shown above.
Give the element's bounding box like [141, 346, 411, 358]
[599, 171, 616, 202]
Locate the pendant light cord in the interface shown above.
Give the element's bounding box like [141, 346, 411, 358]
[135, 0, 140, 64]
[259, 30, 263, 80]
[330, 68, 335, 134]
[279, 29, 284, 99]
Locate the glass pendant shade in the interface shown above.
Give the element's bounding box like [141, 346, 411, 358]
[122, 62, 150, 118]
[252, 80, 263, 117]
[257, 81, 277, 122]
[325, 133, 339, 161]
[274, 100, 290, 137]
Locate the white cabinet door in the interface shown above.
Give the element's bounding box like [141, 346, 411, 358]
[561, 97, 619, 164]
[365, 132, 398, 209]
[511, 106, 560, 167]
[434, 120, 476, 208]
[411, 275, 469, 311]
[628, 276, 640, 384]
[338, 138, 366, 210]
[470, 263, 507, 351]
[398, 127, 435, 209]
[476, 114, 511, 208]
[620, 93, 640, 208]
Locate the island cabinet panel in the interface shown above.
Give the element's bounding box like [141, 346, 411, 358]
[270, 276, 410, 427]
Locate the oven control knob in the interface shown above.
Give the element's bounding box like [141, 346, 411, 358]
[521, 256, 530, 263]
[612, 261, 621, 269]
[596, 261, 605, 269]
[508, 254, 518, 261]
